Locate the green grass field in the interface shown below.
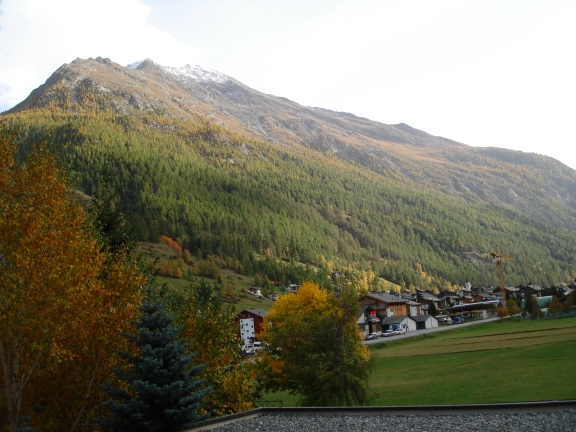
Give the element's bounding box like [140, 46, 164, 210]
[265, 316, 576, 406]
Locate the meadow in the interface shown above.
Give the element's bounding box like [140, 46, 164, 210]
[137, 242, 276, 313]
[265, 316, 576, 406]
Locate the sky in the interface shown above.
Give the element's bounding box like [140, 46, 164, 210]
[1, 0, 575, 169]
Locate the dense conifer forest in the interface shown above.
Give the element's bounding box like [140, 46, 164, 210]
[5, 107, 576, 290]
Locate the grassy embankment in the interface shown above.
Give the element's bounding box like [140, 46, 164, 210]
[136, 242, 275, 312]
[266, 316, 576, 406]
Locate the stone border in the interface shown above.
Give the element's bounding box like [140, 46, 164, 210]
[184, 400, 576, 431]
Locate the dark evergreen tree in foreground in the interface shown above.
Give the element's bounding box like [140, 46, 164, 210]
[100, 288, 211, 431]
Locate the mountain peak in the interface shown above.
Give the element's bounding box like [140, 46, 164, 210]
[163, 64, 229, 85]
[127, 59, 229, 85]
[126, 58, 151, 69]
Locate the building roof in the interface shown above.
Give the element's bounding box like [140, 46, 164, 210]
[419, 293, 442, 301]
[505, 286, 520, 292]
[240, 309, 267, 318]
[381, 316, 409, 325]
[367, 293, 408, 304]
[409, 314, 436, 322]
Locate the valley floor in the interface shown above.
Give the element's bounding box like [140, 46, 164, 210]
[265, 316, 576, 407]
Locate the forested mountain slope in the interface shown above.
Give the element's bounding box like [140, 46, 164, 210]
[8, 57, 576, 232]
[3, 57, 576, 289]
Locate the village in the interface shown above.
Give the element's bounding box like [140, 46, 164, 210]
[236, 281, 575, 350]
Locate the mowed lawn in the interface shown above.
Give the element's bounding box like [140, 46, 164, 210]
[369, 316, 576, 405]
[265, 317, 576, 406]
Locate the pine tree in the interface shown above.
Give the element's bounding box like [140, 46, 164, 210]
[100, 288, 211, 431]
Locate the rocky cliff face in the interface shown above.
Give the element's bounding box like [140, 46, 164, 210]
[7, 57, 576, 230]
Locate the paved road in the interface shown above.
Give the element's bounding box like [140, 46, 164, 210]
[362, 317, 500, 345]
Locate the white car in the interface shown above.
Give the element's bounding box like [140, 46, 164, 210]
[397, 328, 406, 335]
[380, 330, 395, 337]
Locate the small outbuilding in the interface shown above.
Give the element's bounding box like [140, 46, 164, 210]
[409, 314, 439, 330]
[268, 292, 281, 301]
[285, 284, 299, 293]
[381, 315, 416, 332]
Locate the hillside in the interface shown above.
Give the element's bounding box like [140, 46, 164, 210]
[3, 57, 576, 289]
[8, 57, 576, 232]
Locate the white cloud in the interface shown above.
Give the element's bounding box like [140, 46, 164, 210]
[0, 0, 199, 110]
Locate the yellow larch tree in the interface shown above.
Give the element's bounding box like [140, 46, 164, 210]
[258, 281, 372, 406]
[0, 127, 144, 431]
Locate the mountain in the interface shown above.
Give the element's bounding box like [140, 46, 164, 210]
[4, 57, 576, 289]
[9, 57, 576, 232]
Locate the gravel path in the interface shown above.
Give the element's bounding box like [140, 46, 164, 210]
[200, 411, 576, 431]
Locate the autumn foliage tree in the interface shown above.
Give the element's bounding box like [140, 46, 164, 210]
[176, 280, 256, 417]
[258, 281, 372, 406]
[160, 235, 182, 252]
[0, 127, 144, 431]
[496, 303, 509, 321]
[506, 299, 521, 321]
[547, 295, 563, 314]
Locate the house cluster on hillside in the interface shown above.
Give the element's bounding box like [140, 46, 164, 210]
[243, 284, 299, 302]
[236, 282, 575, 346]
[441, 282, 573, 309]
[359, 281, 574, 335]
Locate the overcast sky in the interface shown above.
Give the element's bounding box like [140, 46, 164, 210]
[1, 0, 574, 169]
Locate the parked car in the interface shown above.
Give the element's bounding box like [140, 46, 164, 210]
[380, 330, 395, 337]
[364, 333, 378, 340]
[243, 341, 262, 355]
[397, 328, 406, 335]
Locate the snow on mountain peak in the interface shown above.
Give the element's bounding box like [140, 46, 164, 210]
[163, 64, 229, 84]
[126, 59, 228, 84]
[126, 59, 148, 69]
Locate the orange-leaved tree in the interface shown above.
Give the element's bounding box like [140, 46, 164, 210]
[506, 299, 521, 321]
[160, 235, 182, 252]
[257, 281, 372, 406]
[0, 126, 144, 431]
[496, 303, 509, 321]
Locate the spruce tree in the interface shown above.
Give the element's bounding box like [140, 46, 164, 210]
[100, 289, 211, 431]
